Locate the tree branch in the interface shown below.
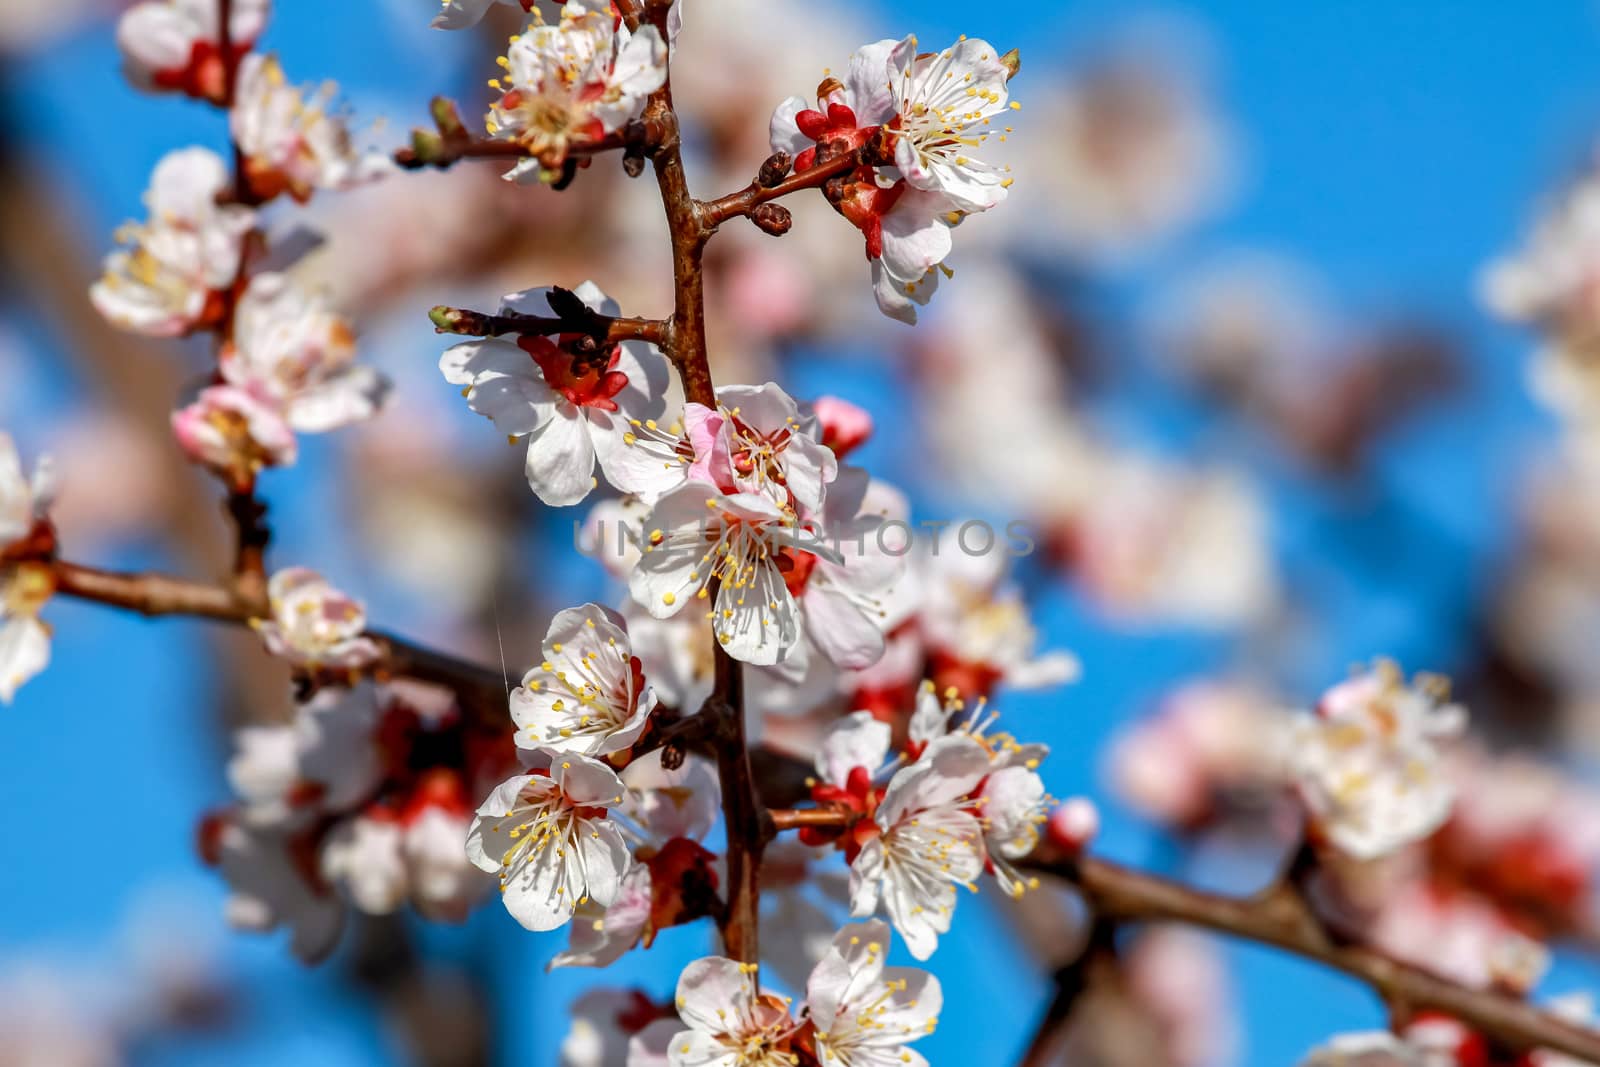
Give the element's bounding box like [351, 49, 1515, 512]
[638, 0, 764, 964]
[428, 305, 666, 346]
[767, 807, 854, 833]
[47, 560, 506, 726]
[697, 150, 861, 231]
[394, 102, 663, 173]
[1023, 844, 1600, 1063]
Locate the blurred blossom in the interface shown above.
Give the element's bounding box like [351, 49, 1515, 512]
[1124, 928, 1239, 1067]
[204, 681, 507, 959]
[1058, 455, 1277, 629]
[1149, 252, 1334, 399]
[1367, 880, 1548, 992]
[996, 23, 1235, 264]
[1433, 745, 1600, 937]
[1108, 677, 1289, 830]
[1497, 441, 1600, 701]
[0, 0, 100, 52]
[1289, 662, 1465, 861]
[116, 0, 269, 103]
[0, 964, 123, 1067]
[1483, 164, 1600, 431]
[232, 54, 393, 202]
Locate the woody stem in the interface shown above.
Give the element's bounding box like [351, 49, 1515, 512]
[641, 0, 763, 964]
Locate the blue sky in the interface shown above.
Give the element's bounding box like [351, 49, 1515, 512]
[5, 1, 1600, 1064]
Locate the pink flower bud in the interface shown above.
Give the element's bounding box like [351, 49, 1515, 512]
[1047, 796, 1100, 852]
[812, 395, 873, 458]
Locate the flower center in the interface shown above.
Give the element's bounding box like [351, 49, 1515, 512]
[521, 335, 630, 410]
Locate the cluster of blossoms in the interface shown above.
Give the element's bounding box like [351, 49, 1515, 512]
[117, 0, 268, 103]
[1105, 662, 1600, 1064]
[201, 568, 513, 958]
[559, 919, 941, 1067]
[462, 602, 726, 945]
[480, 0, 670, 182]
[1108, 677, 1288, 830]
[201, 675, 510, 959]
[1288, 661, 1467, 861]
[770, 35, 1019, 323]
[441, 283, 907, 672]
[38, 0, 1600, 1064]
[797, 685, 1072, 959]
[909, 263, 1279, 632]
[91, 0, 391, 493]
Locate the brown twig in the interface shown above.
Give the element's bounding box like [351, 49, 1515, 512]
[53, 560, 251, 620]
[48, 560, 506, 727]
[1023, 844, 1600, 1062]
[224, 489, 269, 603]
[394, 104, 662, 173]
[697, 151, 862, 231]
[767, 807, 854, 832]
[428, 305, 666, 346]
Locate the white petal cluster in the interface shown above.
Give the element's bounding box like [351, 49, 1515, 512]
[802, 685, 1058, 960]
[1298, 1031, 1428, 1066]
[441, 282, 673, 506]
[173, 273, 387, 481]
[1482, 172, 1600, 430]
[769, 35, 1017, 322]
[466, 756, 633, 931]
[441, 294, 905, 670]
[849, 734, 990, 959]
[116, 0, 269, 101]
[513, 603, 657, 757]
[252, 566, 382, 671]
[90, 147, 256, 338]
[485, 0, 667, 180]
[231, 54, 391, 203]
[208, 683, 494, 956]
[1289, 662, 1466, 860]
[551, 749, 721, 970]
[665, 920, 939, 1067]
[621, 393, 902, 670]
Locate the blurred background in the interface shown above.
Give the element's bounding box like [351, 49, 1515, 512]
[6, 0, 1600, 1064]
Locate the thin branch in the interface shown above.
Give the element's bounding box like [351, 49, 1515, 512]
[767, 807, 853, 832]
[394, 106, 662, 173]
[697, 150, 861, 231]
[48, 560, 506, 727]
[428, 305, 667, 346]
[646, 106, 711, 396]
[53, 560, 250, 620]
[394, 137, 539, 170]
[223, 489, 269, 604]
[1023, 845, 1600, 1063]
